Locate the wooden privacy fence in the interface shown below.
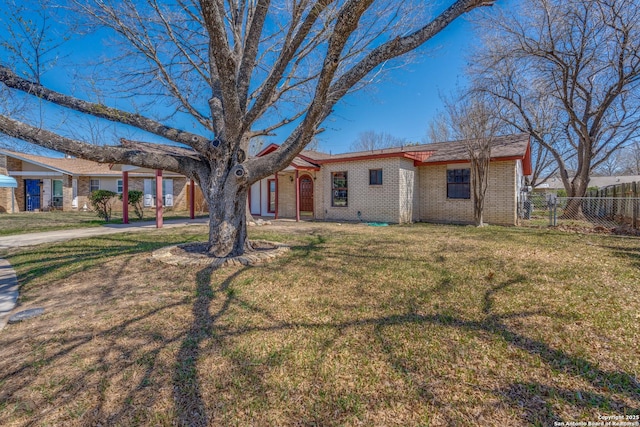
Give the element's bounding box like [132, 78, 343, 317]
[585, 181, 640, 228]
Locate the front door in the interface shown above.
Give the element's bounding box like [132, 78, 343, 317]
[25, 179, 41, 211]
[299, 175, 313, 212]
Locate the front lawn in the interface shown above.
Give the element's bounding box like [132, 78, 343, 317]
[0, 210, 208, 236]
[0, 222, 638, 426]
[0, 211, 104, 236]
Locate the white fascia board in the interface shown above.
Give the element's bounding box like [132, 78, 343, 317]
[118, 165, 183, 177]
[1, 152, 71, 175]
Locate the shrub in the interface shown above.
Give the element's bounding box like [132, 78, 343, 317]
[119, 190, 144, 220]
[90, 190, 117, 222]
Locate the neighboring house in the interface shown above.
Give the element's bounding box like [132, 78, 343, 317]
[251, 133, 532, 226]
[0, 149, 191, 213]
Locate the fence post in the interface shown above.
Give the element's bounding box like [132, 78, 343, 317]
[553, 200, 558, 226]
[633, 182, 638, 229]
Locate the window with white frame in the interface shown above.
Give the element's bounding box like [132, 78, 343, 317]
[332, 172, 348, 207]
[90, 179, 100, 192]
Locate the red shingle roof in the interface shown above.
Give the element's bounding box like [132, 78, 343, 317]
[300, 133, 530, 163]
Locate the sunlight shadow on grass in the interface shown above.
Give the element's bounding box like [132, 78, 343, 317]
[172, 266, 247, 427]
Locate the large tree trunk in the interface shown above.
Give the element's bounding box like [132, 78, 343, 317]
[560, 166, 590, 220]
[203, 164, 252, 258]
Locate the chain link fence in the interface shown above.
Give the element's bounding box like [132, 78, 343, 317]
[520, 193, 640, 231]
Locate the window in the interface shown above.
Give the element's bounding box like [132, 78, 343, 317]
[117, 179, 123, 194]
[447, 168, 470, 199]
[332, 172, 348, 207]
[90, 179, 100, 192]
[52, 180, 63, 208]
[145, 178, 174, 206]
[267, 179, 276, 213]
[369, 169, 383, 185]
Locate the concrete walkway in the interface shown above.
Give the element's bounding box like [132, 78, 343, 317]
[0, 217, 209, 330]
[0, 217, 209, 249]
[0, 259, 19, 330]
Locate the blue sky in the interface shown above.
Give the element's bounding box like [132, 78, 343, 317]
[3, 1, 503, 155]
[318, 18, 475, 153]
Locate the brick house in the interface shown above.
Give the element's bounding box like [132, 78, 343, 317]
[1, 133, 532, 226]
[0, 149, 191, 213]
[251, 133, 532, 226]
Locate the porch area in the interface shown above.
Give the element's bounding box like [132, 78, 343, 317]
[249, 168, 321, 221]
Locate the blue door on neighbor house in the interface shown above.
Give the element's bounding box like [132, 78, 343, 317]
[25, 179, 41, 211]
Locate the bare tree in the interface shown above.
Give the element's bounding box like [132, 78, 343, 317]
[423, 111, 452, 144]
[620, 141, 640, 175]
[471, 0, 640, 217]
[349, 130, 406, 151]
[0, 0, 494, 257]
[594, 150, 624, 176]
[0, 0, 72, 152]
[444, 94, 500, 226]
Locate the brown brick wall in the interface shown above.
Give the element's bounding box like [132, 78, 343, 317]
[418, 160, 517, 226]
[0, 155, 9, 213]
[276, 172, 296, 219]
[73, 176, 188, 213]
[172, 177, 188, 211]
[62, 175, 73, 211]
[312, 171, 324, 220]
[321, 158, 403, 223]
[14, 178, 25, 212]
[0, 188, 11, 213]
[7, 157, 22, 172]
[274, 171, 320, 219]
[399, 159, 418, 223]
[77, 176, 91, 210]
[6, 158, 24, 211]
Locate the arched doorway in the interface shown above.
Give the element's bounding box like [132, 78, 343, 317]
[299, 175, 314, 214]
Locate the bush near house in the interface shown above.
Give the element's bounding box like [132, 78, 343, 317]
[119, 190, 144, 220]
[89, 190, 117, 222]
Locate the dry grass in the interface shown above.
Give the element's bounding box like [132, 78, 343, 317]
[0, 211, 104, 236]
[0, 210, 208, 236]
[0, 222, 638, 426]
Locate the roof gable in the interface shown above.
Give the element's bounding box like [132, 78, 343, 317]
[0, 149, 119, 176]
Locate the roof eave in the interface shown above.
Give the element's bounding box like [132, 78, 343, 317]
[418, 155, 527, 167]
[0, 149, 72, 175]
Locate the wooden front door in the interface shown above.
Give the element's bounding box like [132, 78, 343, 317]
[299, 176, 313, 212]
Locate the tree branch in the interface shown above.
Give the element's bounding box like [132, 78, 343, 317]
[0, 114, 202, 175]
[0, 65, 213, 152]
[248, 0, 492, 180]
